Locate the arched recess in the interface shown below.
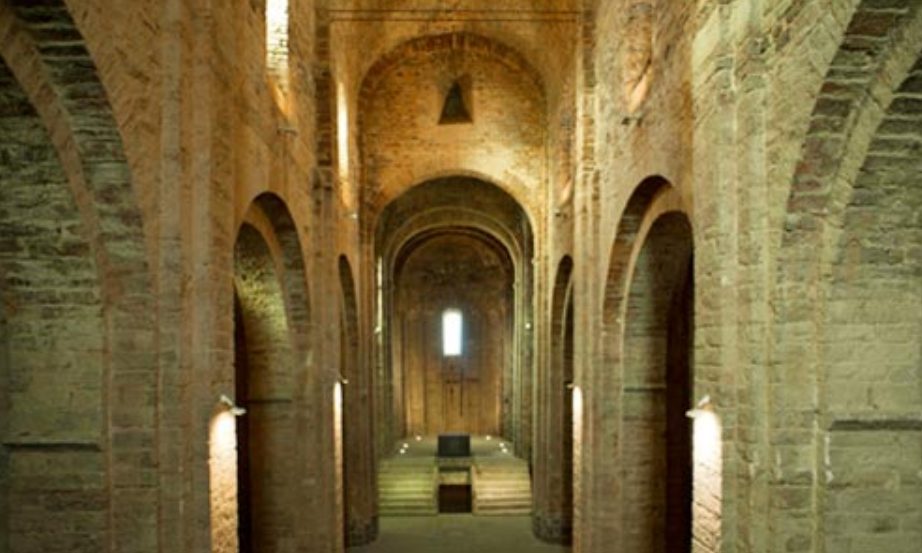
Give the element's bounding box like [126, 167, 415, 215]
[392, 228, 514, 437]
[338, 255, 376, 546]
[375, 176, 534, 455]
[231, 221, 296, 553]
[773, 4, 922, 551]
[0, 4, 155, 552]
[534, 255, 575, 543]
[589, 176, 697, 553]
[621, 212, 694, 553]
[241, 194, 329, 551]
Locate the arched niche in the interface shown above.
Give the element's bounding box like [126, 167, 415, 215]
[593, 176, 699, 553]
[621, 211, 693, 553]
[224, 191, 313, 553]
[232, 221, 295, 553]
[375, 176, 535, 455]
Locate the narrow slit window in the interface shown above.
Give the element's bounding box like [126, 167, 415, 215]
[266, 0, 289, 91]
[442, 309, 463, 357]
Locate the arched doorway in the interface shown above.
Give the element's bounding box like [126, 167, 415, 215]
[594, 177, 696, 553]
[0, 56, 108, 551]
[622, 212, 693, 553]
[232, 223, 296, 553]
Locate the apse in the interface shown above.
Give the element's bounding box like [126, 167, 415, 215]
[374, 176, 534, 447]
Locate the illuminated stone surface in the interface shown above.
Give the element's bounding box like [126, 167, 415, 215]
[0, 1, 919, 553]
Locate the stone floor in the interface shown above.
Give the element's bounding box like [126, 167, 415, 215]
[349, 515, 571, 553]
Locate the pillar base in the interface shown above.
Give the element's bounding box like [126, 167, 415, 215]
[532, 511, 572, 544]
[345, 515, 378, 547]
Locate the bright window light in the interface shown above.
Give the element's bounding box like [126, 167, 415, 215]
[266, 0, 289, 91]
[442, 309, 463, 356]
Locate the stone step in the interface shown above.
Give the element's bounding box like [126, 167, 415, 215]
[472, 460, 532, 516]
[377, 461, 438, 517]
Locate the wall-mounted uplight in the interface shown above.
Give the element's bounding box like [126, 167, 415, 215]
[565, 381, 576, 390]
[219, 394, 246, 417]
[685, 395, 712, 419]
[687, 393, 722, 546]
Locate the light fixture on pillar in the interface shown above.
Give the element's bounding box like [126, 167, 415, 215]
[687, 392, 722, 544]
[685, 394, 712, 419]
[219, 394, 247, 417]
[565, 380, 576, 390]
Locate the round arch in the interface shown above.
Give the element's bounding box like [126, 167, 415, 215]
[0, 5, 156, 551]
[375, 175, 536, 456]
[588, 176, 698, 552]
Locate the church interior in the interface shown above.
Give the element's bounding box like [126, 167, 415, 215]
[0, 0, 920, 552]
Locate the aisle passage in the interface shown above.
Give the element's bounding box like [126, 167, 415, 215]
[348, 515, 570, 553]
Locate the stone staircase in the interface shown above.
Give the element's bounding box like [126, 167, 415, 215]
[472, 457, 532, 515]
[377, 457, 438, 516]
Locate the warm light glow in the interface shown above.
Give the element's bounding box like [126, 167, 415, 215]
[332, 381, 344, 547]
[442, 309, 463, 356]
[210, 412, 239, 553]
[693, 410, 720, 468]
[266, 0, 289, 92]
[337, 82, 350, 181]
[571, 385, 583, 552]
[692, 409, 723, 551]
[627, 71, 651, 114]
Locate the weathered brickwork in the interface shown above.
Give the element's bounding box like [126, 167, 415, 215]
[359, 32, 547, 213]
[1, 1, 919, 553]
[234, 222, 296, 553]
[0, 56, 107, 553]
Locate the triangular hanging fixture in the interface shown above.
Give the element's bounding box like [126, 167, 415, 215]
[439, 80, 472, 125]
